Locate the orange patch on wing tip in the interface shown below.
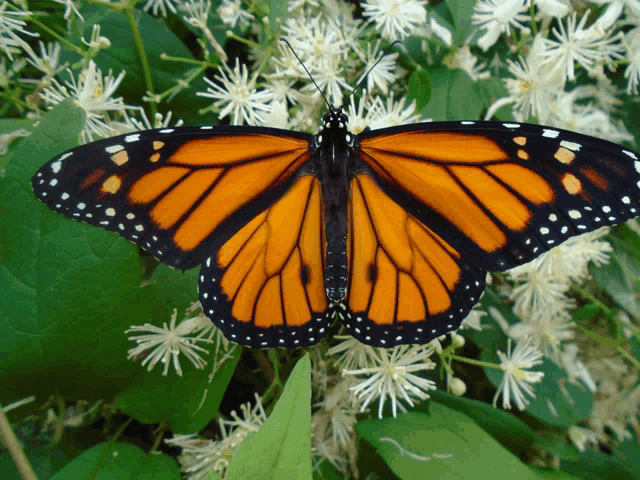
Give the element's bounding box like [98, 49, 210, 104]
[150, 153, 161, 163]
[562, 173, 582, 195]
[80, 168, 106, 189]
[517, 149, 529, 160]
[111, 150, 129, 166]
[101, 175, 122, 194]
[513, 136, 526, 146]
[581, 167, 609, 190]
[153, 141, 165, 150]
[361, 132, 510, 163]
[554, 147, 576, 164]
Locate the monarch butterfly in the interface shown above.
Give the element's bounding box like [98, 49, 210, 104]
[32, 106, 640, 348]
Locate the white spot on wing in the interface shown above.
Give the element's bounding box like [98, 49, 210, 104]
[560, 140, 581, 151]
[105, 144, 124, 154]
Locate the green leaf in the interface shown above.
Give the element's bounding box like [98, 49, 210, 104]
[614, 431, 640, 478]
[0, 101, 158, 405]
[269, 0, 289, 33]
[445, 0, 477, 45]
[483, 351, 594, 427]
[49, 442, 180, 479]
[427, 389, 536, 452]
[422, 67, 484, 120]
[116, 266, 242, 433]
[592, 229, 640, 320]
[0, 118, 35, 170]
[560, 448, 637, 480]
[0, 443, 68, 479]
[226, 355, 312, 480]
[528, 466, 582, 480]
[408, 68, 431, 111]
[356, 404, 542, 479]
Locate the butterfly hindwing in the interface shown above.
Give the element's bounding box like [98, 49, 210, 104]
[359, 121, 640, 272]
[342, 174, 486, 347]
[32, 126, 312, 270]
[199, 175, 331, 348]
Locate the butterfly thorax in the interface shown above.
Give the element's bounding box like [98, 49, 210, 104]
[311, 107, 355, 304]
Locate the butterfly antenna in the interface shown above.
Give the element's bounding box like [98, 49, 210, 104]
[280, 38, 332, 110]
[348, 41, 401, 100]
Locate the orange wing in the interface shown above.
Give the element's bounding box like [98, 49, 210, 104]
[359, 122, 640, 272]
[343, 174, 486, 346]
[199, 175, 331, 348]
[32, 127, 311, 270]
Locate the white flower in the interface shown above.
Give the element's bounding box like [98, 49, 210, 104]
[493, 337, 545, 410]
[258, 100, 289, 129]
[181, 0, 227, 62]
[197, 59, 273, 125]
[568, 426, 602, 452]
[623, 25, 640, 94]
[166, 394, 267, 478]
[355, 41, 399, 95]
[508, 309, 575, 361]
[507, 270, 573, 318]
[534, 0, 571, 17]
[23, 41, 64, 78]
[126, 310, 213, 376]
[343, 345, 437, 418]
[0, 1, 39, 60]
[312, 379, 361, 450]
[366, 91, 424, 129]
[561, 343, 596, 392]
[282, 15, 349, 68]
[460, 307, 488, 331]
[487, 36, 564, 122]
[327, 335, 378, 370]
[217, 0, 254, 28]
[538, 11, 624, 82]
[362, 0, 427, 41]
[449, 45, 491, 81]
[40, 60, 134, 142]
[142, 0, 178, 16]
[429, 15, 453, 46]
[472, 0, 531, 51]
[52, 0, 84, 21]
[302, 54, 350, 106]
[588, 0, 640, 31]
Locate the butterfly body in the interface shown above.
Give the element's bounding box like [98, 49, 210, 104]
[312, 107, 356, 304]
[32, 114, 640, 348]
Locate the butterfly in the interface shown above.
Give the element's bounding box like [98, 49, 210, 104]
[31, 107, 640, 348]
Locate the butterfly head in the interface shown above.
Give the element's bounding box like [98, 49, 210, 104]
[314, 106, 355, 151]
[321, 106, 349, 132]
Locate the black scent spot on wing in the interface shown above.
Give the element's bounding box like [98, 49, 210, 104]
[368, 263, 377, 283]
[301, 264, 310, 285]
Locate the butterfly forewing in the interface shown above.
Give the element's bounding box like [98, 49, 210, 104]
[32, 127, 312, 270]
[359, 121, 640, 272]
